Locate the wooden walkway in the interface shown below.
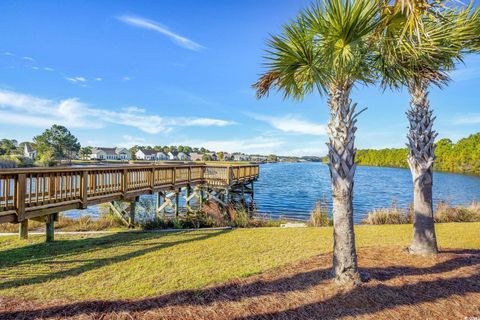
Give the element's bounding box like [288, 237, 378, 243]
[0, 163, 259, 225]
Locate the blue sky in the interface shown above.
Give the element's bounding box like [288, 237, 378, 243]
[0, 0, 479, 156]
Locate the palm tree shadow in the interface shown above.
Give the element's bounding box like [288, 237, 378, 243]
[1, 248, 479, 319]
[0, 229, 229, 291]
[366, 248, 480, 281]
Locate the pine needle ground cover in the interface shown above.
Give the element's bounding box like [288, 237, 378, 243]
[0, 223, 479, 319]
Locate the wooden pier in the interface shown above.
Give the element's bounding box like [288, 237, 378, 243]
[0, 163, 259, 240]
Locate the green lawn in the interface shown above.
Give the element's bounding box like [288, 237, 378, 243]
[0, 223, 478, 302]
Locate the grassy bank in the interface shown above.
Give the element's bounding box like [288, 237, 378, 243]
[0, 223, 478, 303]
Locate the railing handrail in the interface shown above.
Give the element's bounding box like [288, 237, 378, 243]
[0, 163, 258, 175]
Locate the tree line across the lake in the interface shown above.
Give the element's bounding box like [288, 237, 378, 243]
[341, 132, 479, 175]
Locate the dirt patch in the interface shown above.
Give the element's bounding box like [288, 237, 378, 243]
[0, 246, 479, 319]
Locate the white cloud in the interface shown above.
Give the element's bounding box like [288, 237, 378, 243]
[118, 135, 151, 148]
[122, 76, 131, 81]
[117, 15, 204, 51]
[22, 56, 34, 61]
[65, 76, 87, 85]
[95, 77, 102, 81]
[449, 68, 480, 82]
[44, 67, 54, 71]
[3, 52, 14, 56]
[0, 89, 235, 134]
[249, 113, 327, 136]
[453, 113, 480, 125]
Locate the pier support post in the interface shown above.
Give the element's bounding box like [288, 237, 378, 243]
[46, 214, 55, 242]
[19, 219, 28, 239]
[129, 196, 139, 228]
[186, 185, 191, 207]
[174, 190, 180, 217]
[156, 192, 162, 218]
[199, 188, 204, 207]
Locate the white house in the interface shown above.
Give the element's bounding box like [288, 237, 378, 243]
[168, 151, 178, 160]
[89, 147, 131, 160]
[135, 148, 157, 160]
[156, 151, 169, 160]
[24, 143, 37, 159]
[233, 153, 250, 161]
[177, 152, 191, 161]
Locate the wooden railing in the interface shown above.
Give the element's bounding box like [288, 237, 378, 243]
[0, 163, 259, 224]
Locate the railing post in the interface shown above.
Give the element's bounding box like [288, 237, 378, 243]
[81, 171, 88, 209]
[150, 167, 155, 191]
[227, 167, 232, 185]
[122, 169, 128, 199]
[16, 173, 26, 221]
[172, 167, 176, 186]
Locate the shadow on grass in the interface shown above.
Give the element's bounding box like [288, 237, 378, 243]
[0, 249, 479, 319]
[0, 230, 229, 291]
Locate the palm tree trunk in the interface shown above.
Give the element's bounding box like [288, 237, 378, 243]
[407, 81, 439, 255]
[327, 84, 362, 285]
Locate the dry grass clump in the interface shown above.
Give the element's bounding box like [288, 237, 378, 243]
[362, 207, 409, 225]
[0, 220, 43, 233]
[435, 201, 480, 223]
[55, 214, 124, 231]
[1, 246, 479, 319]
[0, 214, 124, 233]
[141, 201, 285, 230]
[362, 201, 480, 225]
[309, 195, 332, 227]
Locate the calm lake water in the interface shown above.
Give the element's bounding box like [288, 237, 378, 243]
[254, 162, 480, 223]
[65, 162, 480, 223]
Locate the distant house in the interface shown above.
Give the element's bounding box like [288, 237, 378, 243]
[135, 148, 157, 160]
[190, 152, 203, 161]
[156, 151, 169, 160]
[24, 143, 37, 159]
[233, 153, 250, 162]
[177, 152, 191, 161]
[168, 151, 178, 160]
[89, 147, 130, 160]
[223, 153, 233, 161]
[205, 152, 218, 161]
[250, 155, 267, 162]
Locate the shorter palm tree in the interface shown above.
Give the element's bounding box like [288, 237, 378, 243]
[376, 2, 479, 254]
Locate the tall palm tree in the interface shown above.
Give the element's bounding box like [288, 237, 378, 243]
[253, 0, 382, 284]
[377, 2, 479, 255]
